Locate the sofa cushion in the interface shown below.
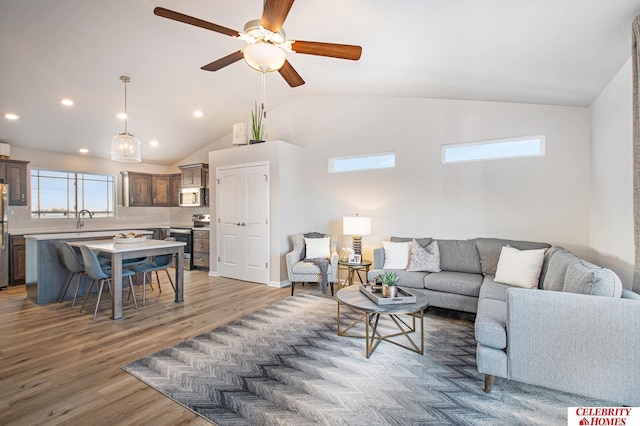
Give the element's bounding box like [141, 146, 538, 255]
[563, 260, 623, 298]
[407, 240, 441, 272]
[390, 236, 433, 247]
[538, 246, 564, 289]
[436, 239, 482, 274]
[475, 298, 507, 349]
[479, 277, 509, 302]
[369, 269, 429, 289]
[423, 271, 483, 297]
[475, 237, 551, 276]
[541, 248, 579, 291]
[383, 241, 411, 269]
[494, 246, 547, 289]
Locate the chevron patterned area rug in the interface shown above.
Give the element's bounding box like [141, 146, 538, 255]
[123, 294, 607, 425]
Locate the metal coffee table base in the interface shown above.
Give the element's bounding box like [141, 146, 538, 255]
[338, 302, 424, 358]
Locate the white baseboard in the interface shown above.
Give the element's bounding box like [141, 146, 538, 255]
[268, 280, 291, 288]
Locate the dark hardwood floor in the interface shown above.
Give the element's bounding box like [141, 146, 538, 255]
[0, 270, 314, 425]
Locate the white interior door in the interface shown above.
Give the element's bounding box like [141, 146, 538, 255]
[216, 163, 269, 284]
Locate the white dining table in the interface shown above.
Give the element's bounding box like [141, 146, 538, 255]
[69, 239, 186, 320]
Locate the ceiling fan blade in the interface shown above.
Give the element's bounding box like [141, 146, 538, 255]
[278, 60, 305, 87]
[201, 51, 244, 72]
[291, 41, 362, 60]
[154, 7, 239, 37]
[261, 0, 295, 33]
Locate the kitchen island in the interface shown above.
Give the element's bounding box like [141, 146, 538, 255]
[25, 230, 153, 305]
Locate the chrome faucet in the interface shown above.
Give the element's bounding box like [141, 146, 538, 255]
[77, 209, 93, 229]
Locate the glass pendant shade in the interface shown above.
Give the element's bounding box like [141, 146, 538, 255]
[111, 75, 142, 162]
[243, 42, 286, 72]
[111, 132, 141, 162]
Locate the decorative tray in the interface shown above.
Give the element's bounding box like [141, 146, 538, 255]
[113, 236, 147, 244]
[359, 284, 417, 305]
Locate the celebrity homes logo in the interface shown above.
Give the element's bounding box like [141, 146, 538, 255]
[568, 407, 639, 426]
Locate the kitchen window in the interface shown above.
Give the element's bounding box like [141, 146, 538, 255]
[30, 169, 116, 219]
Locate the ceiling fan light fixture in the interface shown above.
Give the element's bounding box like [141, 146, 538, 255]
[111, 76, 141, 162]
[243, 42, 286, 72]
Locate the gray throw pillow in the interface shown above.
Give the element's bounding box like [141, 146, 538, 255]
[562, 260, 623, 297]
[475, 238, 551, 276]
[407, 239, 441, 272]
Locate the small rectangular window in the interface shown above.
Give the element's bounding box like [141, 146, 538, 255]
[442, 135, 545, 164]
[329, 152, 395, 173]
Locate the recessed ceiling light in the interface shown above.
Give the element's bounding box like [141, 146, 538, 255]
[78, 148, 89, 154]
[60, 99, 74, 106]
[117, 112, 127, 120]
[193, 110, 203, 118]
[149, 140, 159, 147]
[3, 113, 19, 120]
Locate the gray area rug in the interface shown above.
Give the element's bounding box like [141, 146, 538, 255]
[123, 294, 607, 425]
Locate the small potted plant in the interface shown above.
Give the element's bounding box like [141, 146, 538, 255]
[380, 271, 399, 298]
[250, 101, 264, 144]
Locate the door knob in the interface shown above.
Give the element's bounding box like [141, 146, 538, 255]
[240, 222, 246, 226]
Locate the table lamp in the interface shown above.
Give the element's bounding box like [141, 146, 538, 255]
[343, 214, 371, 256]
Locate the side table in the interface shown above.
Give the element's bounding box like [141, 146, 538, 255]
[338, 260, 372, 287]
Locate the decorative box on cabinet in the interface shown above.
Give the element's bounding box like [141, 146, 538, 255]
[192, 229, 210, 269]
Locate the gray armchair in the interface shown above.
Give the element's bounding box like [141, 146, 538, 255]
[286, 233, 338, 296]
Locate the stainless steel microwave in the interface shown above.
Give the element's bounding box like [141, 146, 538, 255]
[179, 187, 206, 207]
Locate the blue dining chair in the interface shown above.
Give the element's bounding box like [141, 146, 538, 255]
[58, 241, 85, 308]
[130, 238, 176, 305]
[79, 245, 138, 320]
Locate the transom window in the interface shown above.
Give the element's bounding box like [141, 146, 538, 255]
[329, 151, 396, 173]
[30, 169, 116, 219]
[442, 135, 545, 164]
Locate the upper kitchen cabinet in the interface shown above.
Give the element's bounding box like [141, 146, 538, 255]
[151, 175, 171, 207]
[0, 159, 29, 206]
[169, 173, 181, 206]
[121, 171, 183, 207]
[179, 163, 208, 188]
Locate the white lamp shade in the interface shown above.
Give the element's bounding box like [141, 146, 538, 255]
[343, 216, 371, 236]
[111, 132, 142, 162]
[243, 42, 286, 72]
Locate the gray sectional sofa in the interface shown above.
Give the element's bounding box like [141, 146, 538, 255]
[368, 237, 640, 406]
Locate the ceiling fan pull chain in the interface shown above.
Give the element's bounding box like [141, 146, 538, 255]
[261, 71, 267, 119]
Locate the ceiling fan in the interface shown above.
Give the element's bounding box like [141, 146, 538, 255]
[154, 0, 362, 88]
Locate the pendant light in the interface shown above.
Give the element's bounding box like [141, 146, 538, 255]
[111, 76, 142, 162]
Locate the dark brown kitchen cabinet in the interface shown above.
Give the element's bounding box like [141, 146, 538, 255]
[9, 235, 25, 284]
[179, 163, 208, 188]
[0, 160, 29, 206]
[169, 173, 181, 206]
[152, 175, 170, 206]
[128, 172, 152, 206]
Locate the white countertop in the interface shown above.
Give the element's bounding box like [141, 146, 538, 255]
[25, 230, 154, 241]
[11, 224, 169, 236]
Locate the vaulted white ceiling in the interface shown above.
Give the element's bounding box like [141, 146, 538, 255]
[1, 0, 638, 165]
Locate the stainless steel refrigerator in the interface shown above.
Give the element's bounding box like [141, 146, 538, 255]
[0, 183, 8, 289]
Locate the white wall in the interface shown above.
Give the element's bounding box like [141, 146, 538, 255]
[589, 58, 634, 288]
[267, 95, 592, 264]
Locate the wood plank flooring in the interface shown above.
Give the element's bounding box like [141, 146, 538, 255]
[0, 270, 317, 425]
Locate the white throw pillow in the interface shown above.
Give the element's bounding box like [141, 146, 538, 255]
[383, 241, 411, 269]
[494, 246, 547, 288]
[305, 237, 330, 259]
